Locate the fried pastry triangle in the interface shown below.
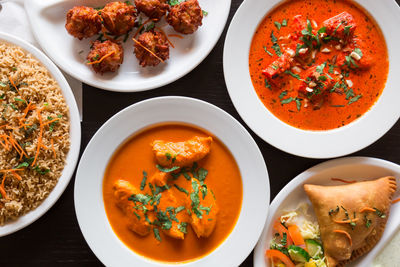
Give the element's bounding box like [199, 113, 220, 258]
[304, 176, 397, 267]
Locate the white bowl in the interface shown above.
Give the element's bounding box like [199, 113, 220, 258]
[24, 0, 231, 92]
[0, 32, 81, 237]
[253, 157, 400, 267]
[223, 0, 400, 159]
[74, 96, 270, 267]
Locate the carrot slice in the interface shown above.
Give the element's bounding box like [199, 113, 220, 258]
[87, 51, 115, 65]
[273, 220, 293, 247]
[333, 218, 359, 224]
[392, 198, 400, 204]
[334, 229, 352, 246]
[265, 250, 295, 267]
[360, 207, 375, 213]
[288, 225, 306, 247]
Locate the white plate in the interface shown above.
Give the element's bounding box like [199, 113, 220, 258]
[0, 32, 81, 236]
[24, 0, 230, 92]
[74, 96, 270, 266]
[254, 157, 400, 267]
[223, 0, 400, 159]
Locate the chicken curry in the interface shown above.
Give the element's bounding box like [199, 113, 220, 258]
[103, 124, 243, 263]
[249, 0, 388, 130]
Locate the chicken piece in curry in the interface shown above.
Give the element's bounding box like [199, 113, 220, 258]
[113, 179, 153, 236]
[152, 136, 212, 167]
[112, 136, 219, 242]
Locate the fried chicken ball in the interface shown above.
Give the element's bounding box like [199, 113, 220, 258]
[134, 0, 169, 20]
[65, 6, 102, 40]
[87, 40, 124, 74]
[167, 0, 203, 34]
[101, 2, 137, 36]
[134, 30, 169, 67]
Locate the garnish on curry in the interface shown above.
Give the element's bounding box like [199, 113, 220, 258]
[103, 124, 242, 262]
[249, 0, 388, 130]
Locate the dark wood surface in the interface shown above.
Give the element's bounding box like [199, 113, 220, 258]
[2, 0, 400, 266]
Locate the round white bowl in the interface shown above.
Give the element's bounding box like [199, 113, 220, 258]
[0, 32, 81, 237]
[223, 0, 400, 159]
[25, 0, 231, 92]
[254, 157, 400, 267]
[74, 96, 270, 267]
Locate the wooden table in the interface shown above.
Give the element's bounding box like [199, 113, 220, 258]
[2, 0, 400, 266]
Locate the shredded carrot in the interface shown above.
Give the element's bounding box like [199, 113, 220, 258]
[43, 118, 59, 126]
[392, 198, 400, 204]
[0, 186, 7, 200]
[50, 139, 56, 159]
[331, 178, 357, 184]
[87, 51, 115, 65]
[31, 108, 44, 167]
[132, 37, 165, 63]
[333, 230, 352, 246]
[8, 75, 19, 93]
[134, 18, 152, 38]
[333, 218, 359, 224]
[360, 207, 376, 213]
[156, 27, 174, 48]
[0, 169, 24, 173]
[168, 34, 184, 39]
[9, 171, 22, 181]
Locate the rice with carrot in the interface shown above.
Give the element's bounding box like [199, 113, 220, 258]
[0, 42, 70, 225]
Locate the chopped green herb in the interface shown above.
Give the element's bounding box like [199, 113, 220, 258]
[202, 10, 208, 16]
[373, 208, 386, 218]
[174, 184, 189, 195]
[278, 91, 287, 99]
[265, 79, 272, 89]
[272, 43, 282, 57]
[353, 48, 363, 58]
[34, 165, 50, 175]
[200, 205, 211, 215]
[316, 62, 326, 74]
[197, 168, 208, 182]
[156, 164, 180, 173]
[263, 46, 273, 56]
[153, 228, 161, 241]
[281, 232, 287, 246]
[348, 94, 362, 105]
[344, 25, 352, 35]
[280, 97, 294, 104]
[15, 162, 29, 169]
[270, 31, 278, 43]
[282, 19, 288, 27]
[274, 21, 282, 30]
[329, 206, 340, 216]
[175, 206, 185, 213]
[140, 171, 147, 191]
[284, 70, 301, 80]
[178, 222, 188, 234]
[295, 98, 302, 111]
[133, 211, 141, 220]
[168, 0, 181, 6]
[364, 215, 372, 228]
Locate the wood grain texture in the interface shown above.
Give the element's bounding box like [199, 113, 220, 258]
[1, 0, 400, 266]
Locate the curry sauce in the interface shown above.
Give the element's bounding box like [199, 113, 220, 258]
[249, 0, 388, 130]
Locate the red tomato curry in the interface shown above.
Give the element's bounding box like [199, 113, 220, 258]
[249, 0, 388, 130]
[103, 124, 243, 263]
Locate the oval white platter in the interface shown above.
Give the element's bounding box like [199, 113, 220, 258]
[0, 32, 81, 237]
[254, 157, 400, 267]
[74, 96, 270, 266]
[24, 0, 231, 92]
[223, 0, 400, 158]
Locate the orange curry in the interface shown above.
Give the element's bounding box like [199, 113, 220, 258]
[249, 0, 388, 130]
[103, 124, 243, 263]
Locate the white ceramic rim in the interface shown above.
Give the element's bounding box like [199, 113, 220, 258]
[74, 96, 270, 267]
[253, 156, 400, 267]
[24, 0, 232, 92]
[0, 32, 81, 237]
[223, 0, 400, 159]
